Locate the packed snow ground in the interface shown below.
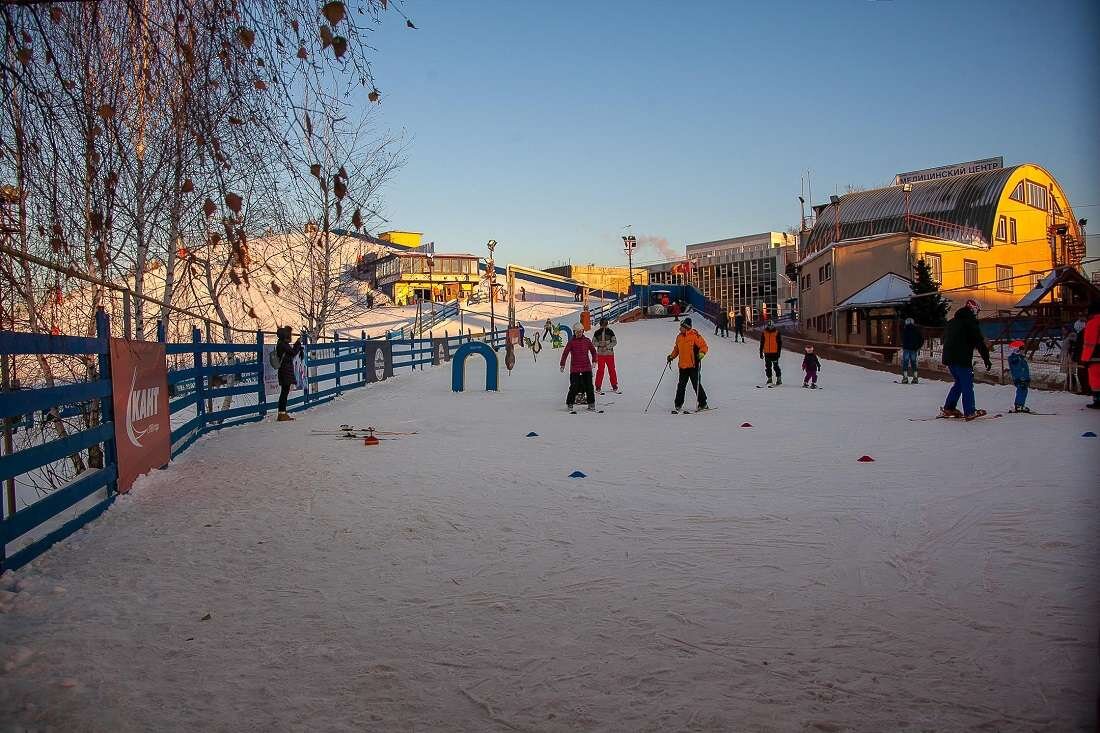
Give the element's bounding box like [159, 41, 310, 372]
[2, 317, 1098, 732]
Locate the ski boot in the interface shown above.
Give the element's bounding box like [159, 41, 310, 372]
[940, 407, 963, 419]
[911, 376, 919, 384]
[810, 384, 819, 389]
[775, 377, 782, 386]
[766, 376, 773, 385]
[900, 376, 909, 384]
[802, 382, 809, 388]
[587, 401, 597, 411]
[1013, 405, 1031, 413]
[964, 409, 988, 422]
[277, 412, 294, 422]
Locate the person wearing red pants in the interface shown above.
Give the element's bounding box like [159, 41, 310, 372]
[593, 317, 620, 394]
[1081, 301, 1100, 410]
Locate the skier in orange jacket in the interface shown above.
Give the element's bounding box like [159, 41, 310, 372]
[666, 317, 709, 413]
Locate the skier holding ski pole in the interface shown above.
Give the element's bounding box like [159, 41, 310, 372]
[667, 317, 709, 413]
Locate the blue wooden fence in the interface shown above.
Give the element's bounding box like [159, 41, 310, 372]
[0, 312, 510, 573]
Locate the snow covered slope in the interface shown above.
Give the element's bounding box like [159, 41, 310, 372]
[1, 319, 1097, 731]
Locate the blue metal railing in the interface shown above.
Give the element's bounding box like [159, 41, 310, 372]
[0, 312, 510, 573]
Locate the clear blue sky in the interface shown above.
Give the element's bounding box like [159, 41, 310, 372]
[366, 0, 1100, 270]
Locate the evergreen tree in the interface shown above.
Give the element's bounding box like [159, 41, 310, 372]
[904, 260, 950, 326]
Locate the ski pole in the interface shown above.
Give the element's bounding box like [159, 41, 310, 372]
[644, 362, 670, 413]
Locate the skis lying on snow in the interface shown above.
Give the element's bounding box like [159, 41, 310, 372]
[568, 407, 605, 414]
[755, 384, 782, 389]
[671, 406, 716, 414]
[1007, 410, 1057, 416]
[332, 425, 419, 435]
[907, 413, 1003, 422]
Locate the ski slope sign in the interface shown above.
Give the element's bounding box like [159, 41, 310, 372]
[109, 338, 171, 493]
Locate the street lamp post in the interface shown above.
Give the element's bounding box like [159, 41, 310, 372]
[487, 239, 497, 345]
[426, 254, 435, 319]
[621, 233, 637, 292]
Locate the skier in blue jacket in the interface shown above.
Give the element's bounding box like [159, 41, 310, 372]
[1007, 339, 1031, 413]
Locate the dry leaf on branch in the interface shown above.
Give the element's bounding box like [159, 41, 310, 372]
[248, 306, 258, 319]
[225, 192, 243, 213]
[367, 88, 380, 103]
[321, 1, 346, 26]
[202, 198, 216, 217]
[254, 79, 267, 91]
[297, 46, 308, 60]
[16, 48, 32, 66]
[97, 104, 115, 119]
[331, 36, 348, 59]
[319, 25, 333, 49]
[352, 208, 363, 230]
[181, 178, 194, 193]
[337, 166, 347, 179]
[333, 176, 347, 200]
[309, 163, 322, 178]
[49, 6, 63, 23]
[271, 281, 281, 295]
[228, 116, 244, 125]
[237, 27, 255, 49]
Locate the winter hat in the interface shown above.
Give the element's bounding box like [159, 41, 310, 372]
[1009, 340, 1025, 350]
[904, 317, 915, 325]
[681, 317, 692, 329]
[965, 298, 981, 314]
[804, 345, 814, 353]
[599, 317, 609, 326]
[573, 322, 584, 333]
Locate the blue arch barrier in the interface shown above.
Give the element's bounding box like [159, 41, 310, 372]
[556, 324, 573, 341]
[452, 341, 499, 392]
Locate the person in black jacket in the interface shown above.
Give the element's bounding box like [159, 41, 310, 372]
[275, 326, 303, 422]
[715, 310, 729, 338]
[899, 317, 925, 384]
[733, 311, 746, 342]
[940, 300, 992, 420]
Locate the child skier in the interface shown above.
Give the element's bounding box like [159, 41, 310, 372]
[592, 316, 620, 394]
[802, 345, 821, 388]
[560, 322, 598, 411]
[759, 320, 783, 385]
[1007, 340, 1031, 412]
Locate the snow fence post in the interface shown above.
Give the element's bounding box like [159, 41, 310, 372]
[96, 307, 118, 497]
[301, 331, 310, 408]
[360, 330, 367, 384]
[333, 330, 341, 394]
[256, 330, 267, 416]
[192, 325, 206, 428]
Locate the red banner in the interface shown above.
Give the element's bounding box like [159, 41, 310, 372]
[109, 339, 171, 493]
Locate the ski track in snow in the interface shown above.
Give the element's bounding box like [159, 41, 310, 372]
[1, 318, 1097, 732]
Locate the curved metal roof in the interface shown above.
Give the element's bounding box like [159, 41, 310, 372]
[805, 166, 1020, 253]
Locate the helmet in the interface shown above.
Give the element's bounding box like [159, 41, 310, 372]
[1009, 340, 1025, 350]
[681, 317, 693, 328]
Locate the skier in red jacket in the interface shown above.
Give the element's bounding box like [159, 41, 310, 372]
[560, 323, 598, 411]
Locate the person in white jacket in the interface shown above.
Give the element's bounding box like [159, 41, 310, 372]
[592, 317, 620, 394]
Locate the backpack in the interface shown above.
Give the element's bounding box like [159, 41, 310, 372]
[269, 348, 285, 370]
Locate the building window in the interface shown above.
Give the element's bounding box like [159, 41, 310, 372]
[996, 265, 1013, 293]
[1009, 181, 1025, 203]
[818, 266, 824, 283]
[1030, 270, 1043, 291]
[1024, 180, 1048, 211]
[848, 310, 860, 335]
[996, 216, 1007, 241]
[824, 263, 832, 281]
[963, 259, 978, 288]
[923, 253, 942, 284]
[1009, 218, 1017, 244]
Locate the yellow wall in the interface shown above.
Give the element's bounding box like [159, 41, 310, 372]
[379, 230, 423, 248]
[563, 265, 647, 294]
[913, 163, 1079, 313]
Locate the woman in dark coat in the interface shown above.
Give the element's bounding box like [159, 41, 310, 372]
[275, 326, 303, 421]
